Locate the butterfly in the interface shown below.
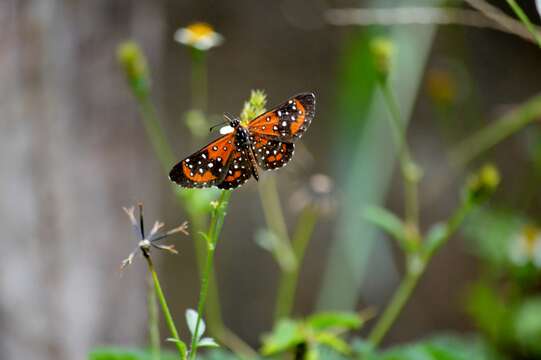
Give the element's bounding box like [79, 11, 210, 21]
[169, 92, 316, 190]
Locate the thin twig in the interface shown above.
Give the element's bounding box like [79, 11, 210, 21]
[464, 0, 541, 44]
[325, 5, 541, 45]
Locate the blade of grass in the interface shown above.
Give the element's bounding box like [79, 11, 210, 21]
[506, 0, 541, 47]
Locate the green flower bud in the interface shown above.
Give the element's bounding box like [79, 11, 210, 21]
[466, 163, 500, 202]
[117, 41, 150, 98]
[370, 37, 395, 80]
[240, 90, 267, 124]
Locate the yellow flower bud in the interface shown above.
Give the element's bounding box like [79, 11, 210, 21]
[370, 37, 395, 80]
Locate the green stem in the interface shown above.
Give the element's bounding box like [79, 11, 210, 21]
[506, 0, 541, 48]
[137, 95, 176, 170]
[145, 254, 187, 360]
[186, 213, 257, 358]
[190, 191, 232, 360]
[450, 92, 541, 168]
[258, 177, 296, 273]
[133, 87, 247, 355]
[190, 49, 208, 112]
[367, 262, 422, 347]
[367, 196, 474, 347]
[148, 274, 161, 360]
[379, 80, 420, 234]
[274, 206, 319, 320]
[127, 67, 257, 358]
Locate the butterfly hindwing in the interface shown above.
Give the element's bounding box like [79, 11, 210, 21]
[248, 93, 315, 141]
[217, 149, 253, 189]
[251, 135, 295, 170]
[169, 93, 316, 190]
[169, 134, 235, 188]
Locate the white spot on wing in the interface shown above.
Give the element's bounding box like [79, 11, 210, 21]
[220, 125, 234, 134]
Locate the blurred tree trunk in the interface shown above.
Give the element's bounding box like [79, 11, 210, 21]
[0, 1, 166, 359]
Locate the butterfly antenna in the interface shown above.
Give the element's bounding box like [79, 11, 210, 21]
[209, 120, 228, 132]
[223, 112, 238, 122]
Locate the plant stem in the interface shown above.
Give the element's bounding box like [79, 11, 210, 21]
[137, 95, 177, 170]
[258, 176, 296, 273]
[450, 92, 541, 168]
[132, 87, 249, 355]
[190, 191, 232, 360]
[148, 274, 161, 360]
[274, 206, 319, 320]
[367, 262, 422, 347]
[379, 80, 420, 234]
[127, 63, 257, 358]
[506, 0, 541, 48]
[190, 49, 208, 112]
[145, 254, 187, 360]
[367, 197, 474, 347]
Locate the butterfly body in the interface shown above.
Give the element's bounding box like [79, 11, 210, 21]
[169, 92, 315, 190]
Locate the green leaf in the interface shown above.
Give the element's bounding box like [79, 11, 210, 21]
[362, 206, 406, 247]
[307, 311, 364, 331]
[314, 332, 351, 355]
[465, 282, 513, 344]
[375, 335, 496, 360]
[306, 346, 320, 360]
[462, 207, 525, 266]
[198, 337, 220, 348]
[186, 308, 205, 340]
[261, 319, 304, 356]
[513, 297, 541, 355]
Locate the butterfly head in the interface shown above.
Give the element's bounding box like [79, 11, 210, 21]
[223, 112, 241, 128]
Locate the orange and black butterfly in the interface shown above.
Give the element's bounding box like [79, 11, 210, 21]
[169, 92, 316, 190]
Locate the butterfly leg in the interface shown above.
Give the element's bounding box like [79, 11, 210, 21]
[247, 147, 259, 181]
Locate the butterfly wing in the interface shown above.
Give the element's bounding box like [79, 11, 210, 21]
[169, 134, 236, 188]
[251, 135, 295, 170]
[247, 92, 315, 142]
[217, 149, 254, 189]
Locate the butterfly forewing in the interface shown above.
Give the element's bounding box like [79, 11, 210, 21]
[169, 93, 316, 190]
[217, 149, 254, 189]
[169, 134, 235, 188]
[248, 93, 315, 141]
[251, 136, 295, 170]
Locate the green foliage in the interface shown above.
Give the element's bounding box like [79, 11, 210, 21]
[261, 312, 366, 358]
[182, 309, 219, 349]
[462, 207, 525, 266]
[513, 297, 541, 355]
[362, 206, 407, 250]
[306, 311, 366, 331]
[355, 335, 497, 360]
[466, 282, 512, 343]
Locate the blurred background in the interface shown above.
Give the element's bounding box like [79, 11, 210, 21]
[2, 0, 541, 359]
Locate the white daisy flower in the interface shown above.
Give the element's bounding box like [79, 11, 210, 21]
[509, 226, 541, 267]
[174, 22, 224, 51]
